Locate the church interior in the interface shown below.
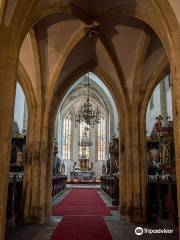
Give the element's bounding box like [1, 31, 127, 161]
[1, 1, 180, 239]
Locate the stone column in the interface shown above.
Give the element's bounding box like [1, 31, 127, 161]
[119, 107, 145, 222]
[119, 122, 128, 216]
[74, 125, 79, 165]
[170, 50, 180, 234]
[0, 33, 18, 239]
[89, 126, 95, 168]
[72, 114, 78, 165]
[160, 79, 168, 126]
[22, 102, 46, 222]
[44, 130, 54, 217]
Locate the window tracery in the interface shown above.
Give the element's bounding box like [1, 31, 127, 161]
[62, 112, 72, 160]
[97, 114, 106, 161]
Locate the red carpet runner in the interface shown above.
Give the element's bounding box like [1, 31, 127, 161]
[51, 189, 112, 240]
[52, 189, 111, 216]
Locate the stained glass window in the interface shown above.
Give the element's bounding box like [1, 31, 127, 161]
[97, 114, 106, 161]
[62, 112, 72, 160]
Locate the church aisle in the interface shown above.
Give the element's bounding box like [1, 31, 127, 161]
[51, 188, 112, 240]
[6, 187, 179, 240]
[51, 216, 112, 240]
[52, 188, 111, 216]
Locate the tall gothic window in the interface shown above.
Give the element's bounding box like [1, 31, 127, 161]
[62, 112, 72, 160]
[79, 121, 89, 159]
[97, 114, 106, 161]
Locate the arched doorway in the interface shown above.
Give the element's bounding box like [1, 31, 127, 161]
[54, 72, 119, 179]
[51, 71, 120, 203]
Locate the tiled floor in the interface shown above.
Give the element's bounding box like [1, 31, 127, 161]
[6, 185, 179, 240]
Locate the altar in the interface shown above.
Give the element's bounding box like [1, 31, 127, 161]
[71, 170, 96, 182]
[79, 158, 92, 171]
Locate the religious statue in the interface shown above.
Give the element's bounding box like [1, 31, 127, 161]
[73, 162, 77, 172]
[16, 150, 23, 165]
[90, 162, 93, 171]
[106, 159, 110, 174]
[147, 150, 160, 175]
[147, 151, 153, 162]
[56, 157, 61, 172]
[61, 162, 65, 173]
[154, 115, 163, 132]
[102, 162, 106, 174]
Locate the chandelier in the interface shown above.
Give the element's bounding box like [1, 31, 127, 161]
[75, 74, 101, 126]
[78, 126, 92, 147]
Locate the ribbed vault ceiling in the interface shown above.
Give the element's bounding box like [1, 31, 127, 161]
[15, 0, 172, 108]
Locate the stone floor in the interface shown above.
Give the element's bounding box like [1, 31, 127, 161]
[6, 185, 179, 240]
[6, 217, 61, 240]
[99, 190, 179, 240]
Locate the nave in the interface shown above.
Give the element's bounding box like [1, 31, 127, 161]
[1, 1, 180, 240]
[6, 185, 179, 240]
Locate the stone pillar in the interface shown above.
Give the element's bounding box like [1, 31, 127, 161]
[23, 25, 54, 222]
[170, 53, 180, 234]
[119, 122, 128, 216]
[73, 125, 78, 167]
[119, 106, 145, 222]
[129, 111, 142, 220]
[160, 80, 168, 126]
[73, 114, 78, 165]
[22, 104, 47, 222]
[0, 34, 18, 239]
[44, 132, 54, 217]
[89, 126, 95, 167]
[23, 141, 51, 222]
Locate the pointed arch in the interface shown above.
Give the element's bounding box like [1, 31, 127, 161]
[62, 111, 72, 161]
